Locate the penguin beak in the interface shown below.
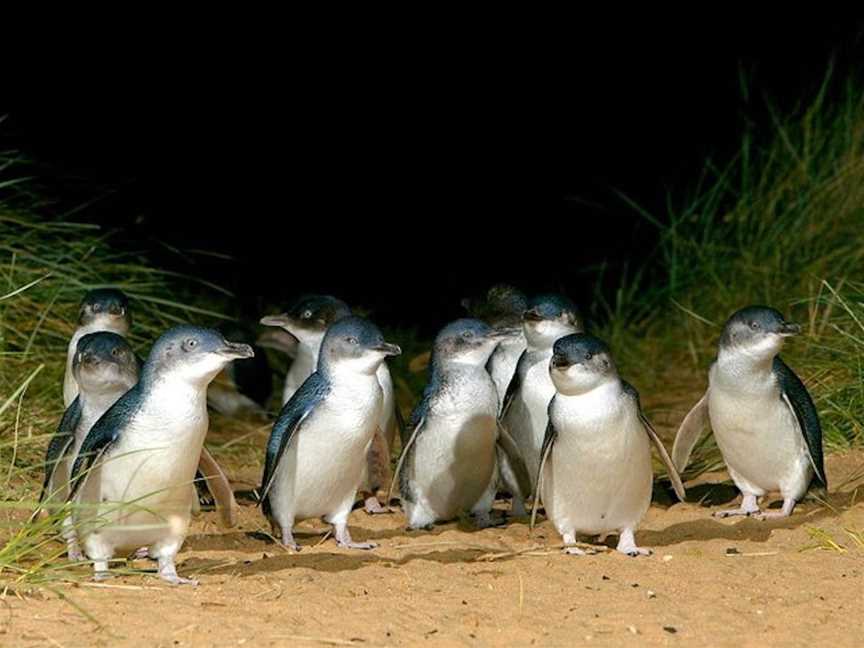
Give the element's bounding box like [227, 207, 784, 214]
[260, 313, 294, 329]
[778, 322, 801, 337]
[370, 342, 401, 356]
[489, 327, 520, 342]
[550, 354, 570, 369]
[256, 328, 299, 354]
[523, 308, 544, 323]
[219, 342, 255, 359]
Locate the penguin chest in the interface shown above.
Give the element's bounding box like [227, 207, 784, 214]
[708, 373, 810, 497]
[507, 354, 554, 484]
[543, 392, 652, 536]
[274, 381, 382, 520]
[411, 372, 498, 517]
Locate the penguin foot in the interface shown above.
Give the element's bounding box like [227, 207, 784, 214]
[131, 546, 150, 560]
[92, 570, 113, 581]
[473, 512, 506, 529]
[334, 522, 377, 550]
[363, 495, 391, 515]
[337, 540, 378, 550]
[563, 546, 594, 556]
[752, 499, 796, 520]
[67, 544, 85, 562]
[616, 529, 651, 557]
[509, 499, 528, 518]
[713, 507, 761, 519]
[158, 558, 198, 586]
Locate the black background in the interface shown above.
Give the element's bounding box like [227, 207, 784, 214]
[4, 16, 862, 333]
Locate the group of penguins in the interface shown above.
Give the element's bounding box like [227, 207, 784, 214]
[39, 285, 826, 585]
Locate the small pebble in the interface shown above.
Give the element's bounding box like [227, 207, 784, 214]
[647, 590, 657, 599]
[662, 555, 673, 562]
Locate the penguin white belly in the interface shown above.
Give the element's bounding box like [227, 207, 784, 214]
[508, 359, 555, 486]
[543, 397, 651, 537]
[411, 411, 498, 520]
[77, 396, 208, 552]
[489, 340, 526, 408]
[376, 363, 397, 445]
[282, 349, 317, 405]
[271, 383, 381, 522]
[708, 382, 811, 499]
[63, 329, 88, 407]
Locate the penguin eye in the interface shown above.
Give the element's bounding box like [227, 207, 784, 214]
[182, 338, 198, 352]
[302, 310, 313, 320]
[750, 321, 759, 330]
[346, 336, 359, 345]
[585, 352, 593, 361]
[111, 347, 120, 357]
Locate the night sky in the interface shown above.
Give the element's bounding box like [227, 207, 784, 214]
[4, 17, 862, 333]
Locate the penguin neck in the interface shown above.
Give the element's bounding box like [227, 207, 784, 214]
[79, 386, 128, 421]
[141, 371, 209, 413]
[716, 346, 775, 380]
[294, 340, 322, 376]
[319, 361, 381, 390]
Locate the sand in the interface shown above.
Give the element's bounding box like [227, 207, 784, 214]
[3, 438, 863, 647]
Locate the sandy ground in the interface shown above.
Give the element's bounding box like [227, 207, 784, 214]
[3, 438, 864, 647]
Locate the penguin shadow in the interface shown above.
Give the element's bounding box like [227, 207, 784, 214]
[638, 481, 860, 548]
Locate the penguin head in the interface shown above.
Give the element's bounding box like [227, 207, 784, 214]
[260, 294, 351, 349]
[522, 294, 583, 348]
[461, 284, 528, 328]
[145, 325, 255, 385]
[432, 318, 515, 367]
[78, 288, 131, 333]
[72, 332, 139, 395]
[319, 316, 401, 376]
[549, 334, 617, 395]
[719, 306, 801, 359]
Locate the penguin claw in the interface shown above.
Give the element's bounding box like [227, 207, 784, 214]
[163, 575, 199, 586]
[563, 546, 594, 556]
[92, 571, 113, 582]
[338, 541, 377, 550]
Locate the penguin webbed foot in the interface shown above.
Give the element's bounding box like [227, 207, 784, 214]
[158, 557, 199, 586]
[334, 522, 377, 550]
[563, 546, 595, 556]
[92, 570, 113, 581]
[472, 511, 507, 529]
[714, 493, 761, 518]
[615, 529, 651, 557]
[751, 498, 796, 520]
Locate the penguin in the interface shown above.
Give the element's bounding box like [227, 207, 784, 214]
[41, 332, 139, 560]
[671, 306, 825, 519]
[462, 284, 529, 411]
[500, 294, 583, 512]
[260, 295, 401, 514]
[67, 326, 253, 584]
[390, 319, 531, 530]
[259, 316, 401, 550]
[531, 334, 686, 556]
[63, 288, 131, 407]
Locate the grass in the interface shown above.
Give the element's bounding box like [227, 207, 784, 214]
[1, 69, 864, 586]
[593, 72, 864, 461]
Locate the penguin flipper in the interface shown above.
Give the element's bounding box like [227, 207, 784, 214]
[40, 397, 82, 504]
[671, 391, 709, 473]
[387, 414, 425, 507]
[495, 421, 533, 499]
[197, 447, 238, 528]
[499, 349, 527, 420]
[260, 372, 330, 510]
[69, 388, 142, 500]
[773, 357, 826, 489]
[530, 412, 558, 531]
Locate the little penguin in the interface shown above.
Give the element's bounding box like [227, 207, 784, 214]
[671, 306, 825, 519]
[261, 295, 401, 514]
[389, 319, 531, 530]
[259, 316, 401, 550]
[63, 288, 131, 407]
[462, 284, 529, 412]
[531, 334, 686, 556]
[67, 325, 254, 584]
[41, 332, 139, 560]
[500, 294, 583, 512]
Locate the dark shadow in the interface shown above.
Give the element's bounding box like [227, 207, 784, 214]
[683, 482, 740, 507]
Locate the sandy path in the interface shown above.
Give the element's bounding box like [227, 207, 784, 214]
[3, 447, 863, 647]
